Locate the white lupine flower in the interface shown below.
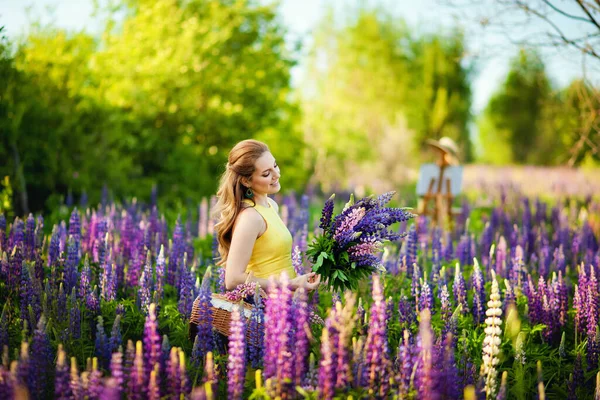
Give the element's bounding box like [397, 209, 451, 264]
[481, 270, 503, 399]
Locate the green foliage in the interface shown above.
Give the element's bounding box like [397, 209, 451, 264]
[0, 0, 308, 215]
[302, 6, 472, 189]
[478, 49, 600, 166]
[0, 176, 13, 219]
[479, 49, 552, 164]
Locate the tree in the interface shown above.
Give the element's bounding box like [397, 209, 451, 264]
[302, 6, 472, 190]
[478, 49, 552, 164]
[440, 0, 600, 165]
[0, 0, 308, 214]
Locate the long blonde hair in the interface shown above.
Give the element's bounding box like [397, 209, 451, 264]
[213, 139, 270, 266]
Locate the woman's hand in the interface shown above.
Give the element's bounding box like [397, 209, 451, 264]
[291, 272, 321, 291]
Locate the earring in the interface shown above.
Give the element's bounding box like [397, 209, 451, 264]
[245, 187, 254, 199]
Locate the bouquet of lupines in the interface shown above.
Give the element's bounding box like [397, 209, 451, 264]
[307, 191, 415, 292]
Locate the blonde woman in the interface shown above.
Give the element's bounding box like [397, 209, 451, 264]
[214, 139, 320, 291]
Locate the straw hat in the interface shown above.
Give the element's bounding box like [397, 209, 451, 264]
[426, 137, 460, 165]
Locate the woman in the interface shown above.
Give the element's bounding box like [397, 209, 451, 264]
[214, 139, 320, 291]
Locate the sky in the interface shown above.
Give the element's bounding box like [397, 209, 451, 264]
[1, 0, 598, 116]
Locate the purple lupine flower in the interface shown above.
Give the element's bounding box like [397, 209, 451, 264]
[110, 351, 124, 394]
[332, 296, 357, 391]
[16, 341, 30, 391]
[318, 326, 335, 400]
[453, 264, 468, 314]
[385, 296, 395, 333]
[24, 214, 35, 260]
[88, 358, 103, 399]
[333, 207, 367, 241]
[87, 285, 100, 317]
[411, 262, 421, 298]
[263, 275, 293, 382]
[292, 245, 304, 275]
[472, 259, 486, 324]
[588, 267, 599, 334]
[479, 222, 494, 268]
[319, 194, 335, 234]
[138, 258, 152, 315]
[166, 347, 181, 399]
[69, 288, 81, 339]
[95, 316, 110, 369]
[191, 335, 203, 367]
[293, 288, 310, 387]
[192, 268, 214, 363]
[55, 345, 73, 400]
[11, 218, 24, 250]
[101, 260, 117, 302]
[19, 261, 31, 323]
[120, 211, 134, 265]
[555, 271, 568, 327]
[440, 285, 452, 333]
[79, 259, 91, 300]
[178, 270, 195, 320]
[148, 366, 160, 400]
[64, 236, 79, 293]
[416, 309, 437, 400]
[247, 290, 264, 369]
[227, 305, 246, 400]
[29, 316, 53, 399]
[439, 333, 460, 399]
[431, 245, 441, 281]
[276, 275, 295, 397]
[123, 340, 135, 390]
[396, 329, 420, 397]
[127, 341, 144, 400]
[398, 292, 415, 328]
[495, 236, 507, 276]
[419, 277, 433, 314]
[144, 304, 162, 387]
[404, 225, 418, 269]
[8, 245, 23, 293]
[128, 227, 146, 288]
[100, 378, 121, 400]
[169, 217, 185, 286]
[457, 233, 471, 267]
[443, 231, 454, 261]
[108, 315, 122, 354]
[363, 274, 391, 397]
[68, 209, 81, 263]
[155, 245, 166, 298]
[503, 279, 516, 312]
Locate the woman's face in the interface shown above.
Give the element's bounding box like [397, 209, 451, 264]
[248, 151, 281, 195]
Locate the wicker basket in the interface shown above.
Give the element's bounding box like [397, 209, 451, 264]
[189, 293, 262, 344]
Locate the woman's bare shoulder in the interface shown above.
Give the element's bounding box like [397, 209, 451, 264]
[234, 206, 265, 233]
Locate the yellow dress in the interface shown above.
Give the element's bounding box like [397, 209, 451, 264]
[244, 198, 297, 280]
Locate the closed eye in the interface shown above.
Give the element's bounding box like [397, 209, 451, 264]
[262, 163, 278, 177]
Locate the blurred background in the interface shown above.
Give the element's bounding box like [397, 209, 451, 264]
[1, 0, 599, 218]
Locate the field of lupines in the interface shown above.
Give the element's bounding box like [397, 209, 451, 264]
[0, 186, 599, 399]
